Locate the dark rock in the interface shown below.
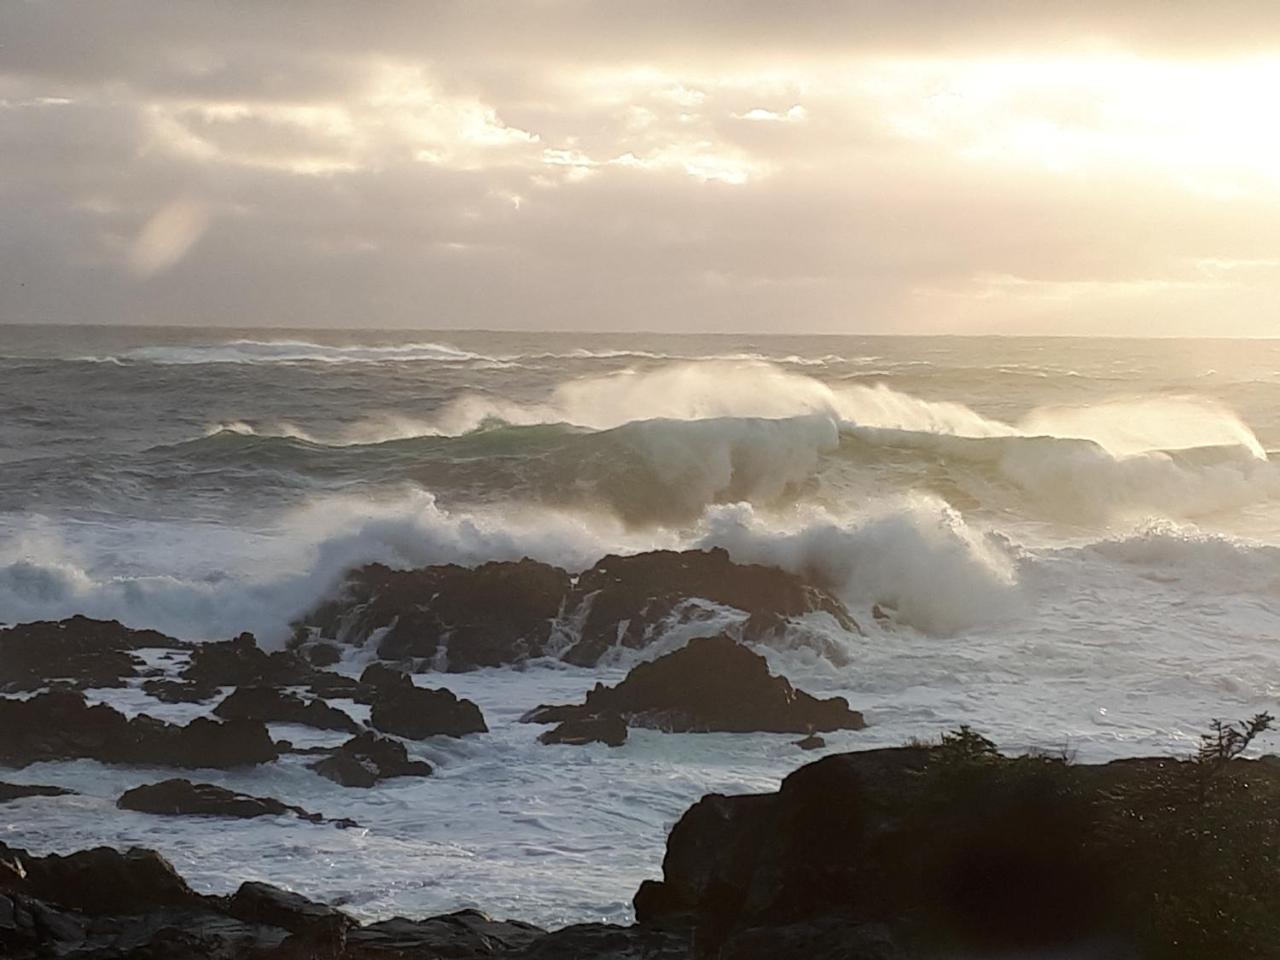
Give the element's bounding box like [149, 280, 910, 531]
[226, 881, 355, 937]
[560, 548, 859, 666]
[508, 922, 690, 959]
[0, 843, 199, 915]
[0, 689, 278, 769]
[305, 559, 571, 671]
[345, 909, 545, 956]
[307, 671, 374, 703]
[0, 616, 187, 693]
[118, 779, 356, 827]
[182, 632, 315, 688]
[366, 671, 487, 739]
[635, 744, 1280, 956]
[538, 713, 628, 747]
[142, 678, 220, 704]
[304, 642, 342, 668]
[519, 703, 589, 725]
[359, 661, 409, 690]
[528, 635, 865, 735]
[296, 548, 859, 671]
[794, 734, 826, 751]
[213, 686, 359, 733]
[309, 731, 433, 787]
[0, 782, 75, 802]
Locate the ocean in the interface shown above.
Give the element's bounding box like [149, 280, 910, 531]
[2, 324, 1280, 927]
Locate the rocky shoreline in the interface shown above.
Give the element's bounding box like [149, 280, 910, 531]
[6, 734, 1280, 958]
[2, 549, 1278, 957]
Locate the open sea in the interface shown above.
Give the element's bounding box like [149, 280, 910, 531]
[3, 325, 1280, 926]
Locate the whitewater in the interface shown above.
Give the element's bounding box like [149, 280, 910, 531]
[3, 325, 1280, 927]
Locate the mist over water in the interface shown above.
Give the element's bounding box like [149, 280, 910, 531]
[5, 325, 1280, 924]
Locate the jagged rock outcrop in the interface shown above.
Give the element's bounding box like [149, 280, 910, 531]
[118, 779, 357, 827]
[365, 667, 488, 739]
[295, 548, 859, 671]
[558, 548, 858, 666]
[213, 686, 360, 733]
[302, 559, 571, 671]
[182, 632, 317, 688]
[308, 731, 434, 788]
[523, 635, 865, 735]
[0, 616, 187, 692]
[0, 689, 278, 769]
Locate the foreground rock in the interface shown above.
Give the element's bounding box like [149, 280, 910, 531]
[0, 616, 187, 692]
[308, 731, 434, 787]
[213, 686, 360, 733]
[0, 842, 547, 959]
[365, 667, 488, 739]
[118, 779, 357, 827]
[0, 689, 278, 769]
[524, 635, 865, 735]
[9, 733, 1280, 958]
[296, 547, 859, 671]
[0, 782, 75, 803]
[634, 734, 1280, 958]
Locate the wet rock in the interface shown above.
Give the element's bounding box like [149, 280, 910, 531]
[182, 632, 315, 688]
[795, 734, 826, 751]
[538, 712, 628, 747]
[305, 559, 571, 671]
[344, 909, 544, 956]
[508, 922, 691, 959]
[559, 548, 859, 666]
[304, 642, 342, 668]
[0, 689, 278, 769]
[308, 731, 433, 787]
[227, 881, 355, 938]
[142, 678, 220, 704]
[213, 686, 359, 733]
[366, 669, 487, 739]
[306, 671, 373, 702]
[0, 616, 187, 693]
[527, 635, 865, 735]
[296, 548, 860, 671]
[0, 843, 199, 915]
[118, 779, 357, 827]
[0, 782, 75, 803]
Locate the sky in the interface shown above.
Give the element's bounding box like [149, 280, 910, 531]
[2, 1, 1280, 335]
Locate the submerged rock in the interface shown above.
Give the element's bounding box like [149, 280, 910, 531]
[0, 616, 187, 693]
[118, 779, 356, 827]
[0, 689, 278, 769]
[365, 668, 488, 739]
[538, 713, 628, 748]
[213, 686, 359, 733]
[526, 635, 865, 735]
[296, 547, 859, 671]
[308, 731, 433, 788]
[0, 782, 75, 803]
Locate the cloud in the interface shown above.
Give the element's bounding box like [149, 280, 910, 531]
[3, 1, 1280, 333]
